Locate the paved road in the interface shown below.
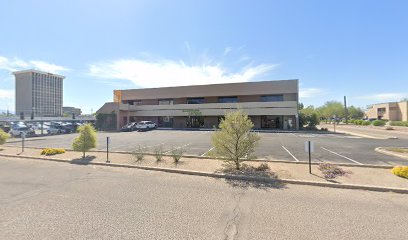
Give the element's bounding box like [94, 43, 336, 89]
[1, 158, 407, 240]
[5, 130, 408, 166]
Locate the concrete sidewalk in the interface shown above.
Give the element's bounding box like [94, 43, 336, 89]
[1, 146, 407, 192]
[320, 123, 408, 139]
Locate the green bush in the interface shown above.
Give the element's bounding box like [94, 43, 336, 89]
[72, 124, 97, 158]
[132, 145, 145, 164]
[392, 166, 408, 179]
[0, 129, 10, 145]
[362, 120, 371, 126]
[41, 148, 66, 156]
[390, 121, 408, 127]
[153, 144, 165, 162]
[372, 120, 385, 126]
[170, 147, 185, 164]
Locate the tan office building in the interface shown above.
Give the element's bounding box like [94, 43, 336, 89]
[13, 69, 64, 117]
[97, 80, 299, 130]
[365, 100, 408, 121]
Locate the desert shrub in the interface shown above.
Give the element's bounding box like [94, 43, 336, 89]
[132, 145, 145, 164]
[372, 120, 385, 126]
[72, 124, 97, 158]
[171, 147, 185, 164]
[318, 163, 349, 179]
[392, 166, 408, 179]
[0, 129, 10, 145]
[256, 163, 270, 171]
[211, 110, 261, 170]
[153, 144, 165, 162]
[354, 120, 363, 125]
[41, 148, 66, 156]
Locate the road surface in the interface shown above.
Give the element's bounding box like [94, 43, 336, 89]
[1, 158, 407, 240]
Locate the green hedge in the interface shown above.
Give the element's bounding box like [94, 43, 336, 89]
[390, 121, 408, 127]
[372, 120, 386, 126]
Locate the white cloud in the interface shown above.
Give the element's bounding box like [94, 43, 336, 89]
[89, 58, 278, 88]
[0, 89, 14, 99]
[299, 88, 325, 98]
[0, 56, 68, 74]
[0, 89, 14, 111]
[355, 93, 407, 102]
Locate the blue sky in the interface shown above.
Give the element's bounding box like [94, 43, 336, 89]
[0, 0, 407, 113]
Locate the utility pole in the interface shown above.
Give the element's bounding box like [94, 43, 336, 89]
[344, 96, 348, 124]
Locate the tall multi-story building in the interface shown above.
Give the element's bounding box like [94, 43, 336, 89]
[13, 69, 64, 117]
[97, 79, 299, 130]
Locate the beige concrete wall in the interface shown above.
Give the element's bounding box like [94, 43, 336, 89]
[397, 102, 408, 121]
[128, 101, 297, 117]
[365, 102, 407, 121]
[120, 80, 298, 101]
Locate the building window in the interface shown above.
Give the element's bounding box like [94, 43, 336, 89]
[158, 116, 174, 127]
[187, 98, 205, 104]
[261, 95, 284, 102]
[218, 96, 238, 103]
[158, 99, 174, 105]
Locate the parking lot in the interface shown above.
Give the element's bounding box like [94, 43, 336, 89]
[4, 130, 408, 166]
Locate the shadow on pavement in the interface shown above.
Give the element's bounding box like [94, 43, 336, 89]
[70, 156, 96, 165]
[216, 163, 287, 190]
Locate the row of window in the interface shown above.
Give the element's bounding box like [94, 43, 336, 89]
[127, 95, 284, 105]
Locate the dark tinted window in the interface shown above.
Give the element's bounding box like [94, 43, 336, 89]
[261, 95, 283, 102]
[187, 98, 205, 104]
[218, 96, 238, 103]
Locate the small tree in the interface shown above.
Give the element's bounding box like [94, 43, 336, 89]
[0, 129, 10, 146]
[211, 110, 260, 170]
[72, 124, 97, 158]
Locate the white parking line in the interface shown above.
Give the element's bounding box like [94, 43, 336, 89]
[321, 147, 363, 165]
[201, 147, 215, 157]
[281, 146, 300, 162]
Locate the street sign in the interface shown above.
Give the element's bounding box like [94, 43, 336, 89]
[304, 141, 314, 153]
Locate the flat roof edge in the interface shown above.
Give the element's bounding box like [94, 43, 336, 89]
[12, 69, 66, 79]
[116, 79, 298, 92]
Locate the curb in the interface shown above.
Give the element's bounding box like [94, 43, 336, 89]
[375, 147, 408, 161]
[1, 153, 407, 194]
[1, 146, 394, 169]
[328, 129, 385, 139]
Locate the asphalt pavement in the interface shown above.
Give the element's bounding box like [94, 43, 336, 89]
[1, 158, 407, 240]
[4, 130, 408, 166]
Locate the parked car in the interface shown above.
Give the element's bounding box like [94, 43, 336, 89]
[9, 126, 35, 137]
[136, 121, 157, 131]
[121, 122, 137, 132]
[47, 125, 71, 135]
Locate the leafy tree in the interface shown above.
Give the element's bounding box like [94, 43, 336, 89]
[299, 105, 320, 129]
[0, 129, 10, 145]
[347, 106, 364, 119]
[211, 110, 260, 170]
[317, 101, 345, 120]
[72, 124, 97, 158]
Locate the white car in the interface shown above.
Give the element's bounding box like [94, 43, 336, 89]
[9, 126, 35, 137]
[136, 121, 157, 131]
